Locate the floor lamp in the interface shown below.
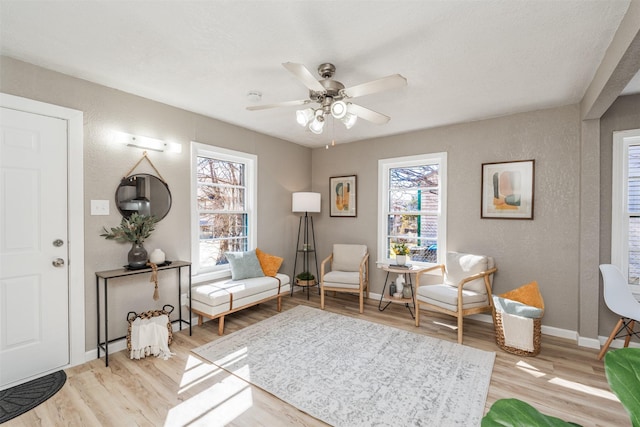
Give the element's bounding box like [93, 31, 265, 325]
[292, 192, 321, 299]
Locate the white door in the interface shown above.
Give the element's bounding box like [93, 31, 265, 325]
[0, 107, 69, 388]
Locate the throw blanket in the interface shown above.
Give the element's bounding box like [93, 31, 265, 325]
[501, 312, 534, 351]
[129, 314, 173, 360]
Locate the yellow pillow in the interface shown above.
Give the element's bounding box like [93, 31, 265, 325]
[255, 248, 284, 277]
[499, 281, 545, 311]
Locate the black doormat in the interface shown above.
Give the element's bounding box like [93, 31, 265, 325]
[0, 370, 66, 424]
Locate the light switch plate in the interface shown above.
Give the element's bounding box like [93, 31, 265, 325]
[91, 200, 110, 215]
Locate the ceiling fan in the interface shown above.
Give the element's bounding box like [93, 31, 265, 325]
[247, 62, 407, 134]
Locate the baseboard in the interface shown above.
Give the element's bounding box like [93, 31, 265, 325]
[577, 336, 601, 349]
[367, 294, 621, 350]
[86, 294, 640, 361]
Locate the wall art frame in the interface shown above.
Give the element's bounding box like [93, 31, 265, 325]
[481, 159, 535, 220]
[330, 175, 357, 217]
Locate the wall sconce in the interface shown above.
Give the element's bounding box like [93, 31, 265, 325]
[113, 131, 182, 153]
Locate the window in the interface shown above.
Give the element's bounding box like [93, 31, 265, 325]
[378, 153, 447, 265]
[191, 142, 257, 277]
[612, 129, 640, 284]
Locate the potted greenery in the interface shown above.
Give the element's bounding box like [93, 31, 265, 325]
[296, 271, 316, 286]
[392, 242, 410, 266]
[101, 213, 158, 268]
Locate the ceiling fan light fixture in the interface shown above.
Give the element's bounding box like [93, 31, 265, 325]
[309, 117, 325, 134]
[341, 112, 358, 129]
[330, 100, 347, 119]
[296, 108, 314, 127]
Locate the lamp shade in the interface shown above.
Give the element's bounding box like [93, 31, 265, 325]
[292, 192, 321, 213]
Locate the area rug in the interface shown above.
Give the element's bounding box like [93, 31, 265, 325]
[0, 370, 66, 424]
[193, 305, 495, 426]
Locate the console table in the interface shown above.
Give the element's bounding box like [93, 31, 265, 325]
[95, 260, 191, 366]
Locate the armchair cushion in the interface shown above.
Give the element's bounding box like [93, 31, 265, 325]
[417, 284, 488, 309]
[323, 270, 361, 287]
[331, 244, 367, 271]
[444, 252, 494, 294]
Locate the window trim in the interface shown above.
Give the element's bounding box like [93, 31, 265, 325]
[191, 142, 257, 281]
[377, 152, 447, 265]
[612, 129, 640, 281]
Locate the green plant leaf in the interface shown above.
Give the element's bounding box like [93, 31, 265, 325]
[481, 399, 582, 427]
[604, 348, 640, 427]
[100, 213, 158, 244]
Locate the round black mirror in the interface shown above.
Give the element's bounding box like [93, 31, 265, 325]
[115, 174, 172, 220]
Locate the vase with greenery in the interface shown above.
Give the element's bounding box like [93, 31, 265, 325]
[392, 242, 410, 265]
[101, 213, 158, 268]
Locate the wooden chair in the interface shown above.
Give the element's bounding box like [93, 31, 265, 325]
[415, 252, 497, 344]
[320, 244, 369, 313]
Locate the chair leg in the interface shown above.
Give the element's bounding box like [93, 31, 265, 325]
[457, 315, 464, 344]
[624, 320, 635, 348]
[415, 301, 420, 327]
[277, 295, 282, 312]
[320, 287, 325, 310]
[598, 318, 625, 360]
[359, 292, 364, 314]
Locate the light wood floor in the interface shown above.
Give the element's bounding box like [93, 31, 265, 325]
[6, 292, 630, 427]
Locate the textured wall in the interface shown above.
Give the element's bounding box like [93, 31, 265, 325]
[0, 56, 311, 350]
[2, 53, 633, 348]
[599, 93, 640, 336]
[312, 105, 582, 330]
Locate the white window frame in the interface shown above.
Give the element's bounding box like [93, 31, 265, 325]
[191, 142, 257, 282]
[612, 129, 640, 282]
[377, 152, 447, 265]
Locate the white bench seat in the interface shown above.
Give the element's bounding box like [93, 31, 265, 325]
[190, 273, 290, 335]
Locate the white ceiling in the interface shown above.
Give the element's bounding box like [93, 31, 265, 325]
[1, 1, 637, 148]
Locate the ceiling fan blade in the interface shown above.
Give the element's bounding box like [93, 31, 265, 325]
[348, 103, 391, 124]
[246, 99, 312, 111]
[282, 62, 326, 93]
[341, 74, 407, 99]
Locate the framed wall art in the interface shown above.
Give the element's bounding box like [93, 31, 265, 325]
[481, 160, 535, 220]
[330, 175, 357, 217]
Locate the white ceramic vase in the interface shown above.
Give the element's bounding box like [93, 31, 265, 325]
[149, 248, 166, 264]
[396, 255, 407, 266]
[395, 274, 405, 294]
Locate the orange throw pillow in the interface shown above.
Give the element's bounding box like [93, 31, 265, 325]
[255, 248, 284, 277]
[499, 281, 545, 311]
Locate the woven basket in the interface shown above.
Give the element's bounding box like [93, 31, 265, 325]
[126, 304, 174, 354]
[493, 309, 542, 357]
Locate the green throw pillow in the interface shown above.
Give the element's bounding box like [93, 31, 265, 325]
[225, 250, 265, 280]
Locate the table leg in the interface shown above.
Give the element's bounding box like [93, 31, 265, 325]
[378, 271, 392, 312]
[188, 264, 192, 336]
[404, 273, 415, 319]
[96, 276, 100, 360]
[104, 278, 109, 367]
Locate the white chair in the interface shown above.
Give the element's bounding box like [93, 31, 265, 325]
[415, 252, 497, 344]
[320, 244, 369, 313]
[597, 264, 640, 360]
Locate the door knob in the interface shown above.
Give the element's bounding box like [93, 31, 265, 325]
[52, 258, 65, 267]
